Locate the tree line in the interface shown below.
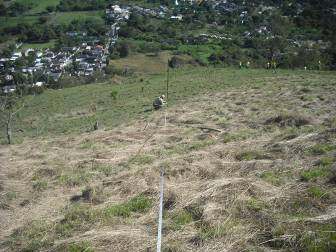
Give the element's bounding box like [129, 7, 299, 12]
[0, 18, 107, 44]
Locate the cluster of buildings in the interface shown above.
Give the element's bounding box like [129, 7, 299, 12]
[132, 5, 168, 18]
[106, 5, 131, 22]
[105, 3, 186, 23]
[0, 36, 112, 94]
[213, 0, 239, 13]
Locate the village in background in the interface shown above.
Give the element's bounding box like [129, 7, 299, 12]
[0, 0, 335, 94]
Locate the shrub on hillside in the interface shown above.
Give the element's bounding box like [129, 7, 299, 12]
[118, 42, 130, 58]
[105, 65, 123, 76]
[169, 56, 186, 68]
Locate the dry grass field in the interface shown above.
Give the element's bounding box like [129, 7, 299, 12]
[0, 68, 336, 251]
[111, 52, 193, 75]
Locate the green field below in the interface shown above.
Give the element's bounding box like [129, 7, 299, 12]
[0, 15, 39, 29]
[2, 67, 336, 144]
[177, 44, 223, 64]
[15, 0, 61, 14]
[0, 10, 104, 30]
[21, 40, 57, 50]
[50, 10, 104, 24]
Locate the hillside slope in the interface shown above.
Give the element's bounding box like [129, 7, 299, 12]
[0, 69, 336, 251]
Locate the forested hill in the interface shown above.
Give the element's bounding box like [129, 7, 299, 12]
[0, 0, 336, 70]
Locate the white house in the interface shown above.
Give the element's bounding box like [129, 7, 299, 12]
[33, 82, 45, 87]
[170, 14, 183, 21]
[2, 85, 16, 94]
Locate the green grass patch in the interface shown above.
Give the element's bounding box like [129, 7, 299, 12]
[80, 139, 97, 149]
[0, 15, 39, 29]
[307, 186, 329, 200]
[329, 117, 336, 128]
[221, 129, 255, 143]
[104, 195, 152, 218]
[68, 241, 95, 252]
[7, 206, 96, 251]
[272, 223, 336, 251]
[259, 170, 293, 186]
[32, 179, 48, 191]
[302, 224, 336, 252]
[300, 95, 315, 101]
[21, 40, 57, 50]
[5, 191, 17, 201]
[246, 197, 267, 211]
[58, 172, 93, 186]
[198, 221, 241, 241]
[51, 11, 104, 25]
[171, 210, 194, 230]
[300, 167, 330, 182]
[317, 156, 335, 167]
[199, 224, 228, 240]
[128, 154, 155, 166]
[214, 116, 231, 128]
[307, 143, 336, 156]
[93, 164, 116, 176]
[177, 44, 222, 64]
[259, 171, 282, 186]
[188, 139, 215, 151]
[16, 0, 61, 14]
[7, 220, 52, 251]
[55, 204, 98, 237]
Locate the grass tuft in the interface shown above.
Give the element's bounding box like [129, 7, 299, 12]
[300, 166, 330, 182]
[7, 220, 52, 251]
[259, 171, 282, 186]
[104, 195, 152, 218]
[246, 197, 267, 211]
[55, 204, 97, 237]
[172, 210, 194, 230]
[32, 179, 48, 191]
[317, 156, 335, 167]
[58, 172, 92, 186]
[198, 221, 241, 241]
[307, 144, 336, 156]
[307, 186, 329, 200]
[93, 163, 117, 176]
[67, 241, 95, 252]
[128, 154, 154, 166]
[220, 129, 255, 143]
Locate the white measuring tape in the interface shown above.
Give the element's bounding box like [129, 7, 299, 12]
[156, 167, 165, 252]
[157, 64, 169, 251]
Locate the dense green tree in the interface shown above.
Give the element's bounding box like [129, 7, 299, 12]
[8, 1, 33, 16]
[0, 90, 25, 144]
[0, 0, 7, 16]
[118, 42, 130, 58]
[46, 5, 56, 13]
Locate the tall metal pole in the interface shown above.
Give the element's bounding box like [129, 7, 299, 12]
[166, 60, 170, 101]
[164, 60, 170, 128]
[156, 167, 165, 252]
